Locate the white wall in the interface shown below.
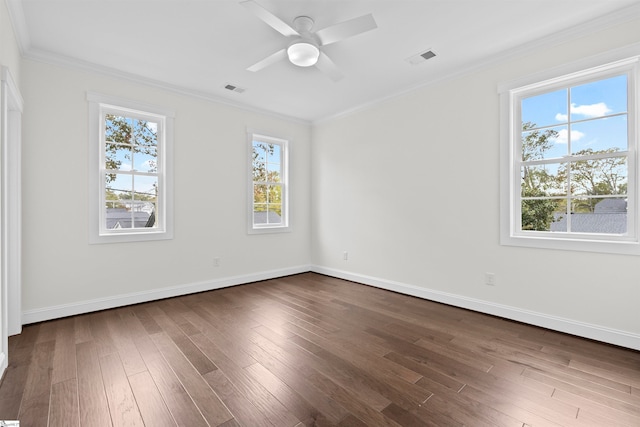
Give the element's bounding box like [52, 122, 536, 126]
[21, 59, 311, 321]
[311, 18, 640, 349]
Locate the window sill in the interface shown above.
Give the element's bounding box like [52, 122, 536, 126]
[500, 232, 640, 255]
[89, 229, 173, 244]
[248, 226, 291, 235]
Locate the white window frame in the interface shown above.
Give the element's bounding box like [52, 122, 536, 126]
[247, 130, 290, 234]
[500, 52, 640, 255]
[88, 92, 174, 244]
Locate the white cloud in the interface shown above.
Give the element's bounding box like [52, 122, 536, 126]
[551, 128, 585, 144]
[571, 102, 611, 118]
[555, 102, 612, 121]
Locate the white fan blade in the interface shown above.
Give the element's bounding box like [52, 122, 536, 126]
[315, 52, 343, 82]
[316, 14, 377, 46]
[247, 48, 288, 72]
[240, 0, 299, 37]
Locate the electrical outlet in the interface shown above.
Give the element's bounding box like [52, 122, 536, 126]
[343, 251, 348, 261]
[485, 272, 495, 286]
[213, 257, 221, 267]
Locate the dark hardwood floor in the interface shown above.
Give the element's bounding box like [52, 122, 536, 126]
[1, 272, 639, 426]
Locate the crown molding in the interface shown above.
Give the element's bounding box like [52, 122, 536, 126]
[26, 47, 310, 125]
[4, 0, 30, 55]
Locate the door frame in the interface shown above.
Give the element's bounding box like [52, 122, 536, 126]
[0, 66, 23, 377]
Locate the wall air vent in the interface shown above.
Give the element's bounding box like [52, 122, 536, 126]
[406, 49, 437, 65]
[224, 83, 245, 93]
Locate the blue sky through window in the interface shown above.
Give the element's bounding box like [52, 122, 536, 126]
[521, 74, 627, 157]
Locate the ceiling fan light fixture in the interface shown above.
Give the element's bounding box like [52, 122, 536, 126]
[287, 42, 320, 67]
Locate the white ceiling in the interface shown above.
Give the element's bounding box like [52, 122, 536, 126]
[7, 0, 640, 122]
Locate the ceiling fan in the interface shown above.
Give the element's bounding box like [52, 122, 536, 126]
[240, 0, 377, 81]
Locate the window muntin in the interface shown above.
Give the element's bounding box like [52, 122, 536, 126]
[501, 56, 639, 254]
[88, 93, 173, 243]
[249, 132, 289, 233]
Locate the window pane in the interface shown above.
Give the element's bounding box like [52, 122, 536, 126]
[522, 125, 567, 160]
[253, 142, 267, 163]
[267, 162, 281, 182]
[105, 115, 132, 144]
[267, 144, 281, 163]
[106, 172, 132, 195]
[521, 163, 566, 197]
[570, 75, 627, 120]
[133, 147, 157, 172]
[570, 115, 628, 154]
[133, 175, 158, 202]
[568, 197, 627, 234]
[105, 173, 132, 229]
[267, 204, 282, 224]
[570, 156, 627, 196]
[254, 208, 280, 224]
[133, 119, 158, 148]
[106, 143, 132, 171]
[549, 206, 568, 233]
[521, 198, 562, 231]
[254, 183, 267, 206]
[143, 203, 157, 228]
[522, 88, 567, 128]
[252, 143, 267, 181]
[268, 184, 282, 204]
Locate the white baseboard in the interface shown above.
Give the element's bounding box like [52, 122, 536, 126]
[310, 265, 640, 351]
[21, 265, 312, 326]
[20, 264, 640, 351]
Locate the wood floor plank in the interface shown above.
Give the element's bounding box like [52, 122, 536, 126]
[74, 314, 94, 344]
[287, 322, 423, 384]
[2, 273, 639, 426]
[128, 371, 177, 427]
[283, 321, 433, 411]
[51, 317, 77, 384]
[244, 331, 351, 424]
[204, 369, 273, 427]
[150, 331, 234, 426]
[17, 389, 51, 427]
[0, 343, 32, 419]
[99, 352, 145, 427]
[183, 306, 258, 368]
[104, 310, 147, 377]
[244, 361, 329, 426]
[252, 324, 395, 411]
[190, 332, 302, 426]
[551, 385, 640, 425]
[76, 341, 113, 427]
[133, 334, 210, 427]
[524, 367, 640, 418]
[20, 340, 55, 402]
[49, 378, 80, 427]
[88, 311, 118, 357]
[151, 312, 217, 375]
[304, 369, 402, 427]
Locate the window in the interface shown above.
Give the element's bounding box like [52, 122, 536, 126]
[248, 131, 289, 233]
[88, 93, 174, 243]
[500, 56, 639, 254]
